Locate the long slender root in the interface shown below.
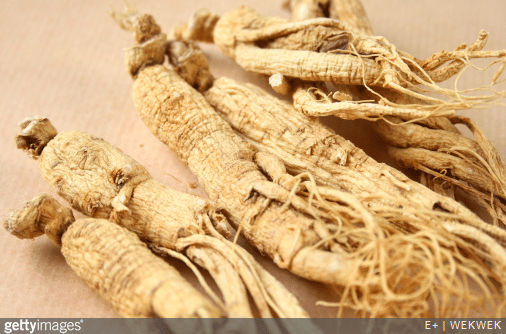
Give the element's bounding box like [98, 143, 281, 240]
[201, 74, 506, 317]
[174, 5, 506, 120]
[275, 0, 506, 229]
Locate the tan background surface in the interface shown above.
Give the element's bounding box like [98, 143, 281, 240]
[1, 0, 505, 318]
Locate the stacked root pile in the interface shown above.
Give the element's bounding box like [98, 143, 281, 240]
[110, 3, 506, 317]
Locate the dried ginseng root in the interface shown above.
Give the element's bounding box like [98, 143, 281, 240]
[284, 0, 373, 35]
[286, 0, 506, 225]
[15, 117, 308, 318]
[115, 9, 506, 317]
[114, 7, 349, 285]
[376, 114, 506, 223]
[174, 5, 506, 120]
[4, 194, 221, 318]
[283, 0, 329, 22]
[166, 40, 506, 317]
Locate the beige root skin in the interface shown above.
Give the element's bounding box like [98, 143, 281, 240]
[420, 172, 456, 200]
[443, 222, 506, 283]
[268, 73, 293, 96]
[284, 0, 329, 21]
[279, 0, 489, 121]
[132, 64, 355, 283]
[4, 195, 221, 318]
[200, 75, 506, 316]
[3, 194, 74, 246]
[389, 147, 503, 199]
[373, 116, 484, 157]
[287, 31, 498, 119]
[63, 219, 221, 318]
[279, 0, 506, 224]
[110, 6, 166, 77]
[235, 43, 383, 86]
[204, 76, 506, 242]
[174, 5, 506, 119]
[166, 40, 214, 92]
[16, 117, 57, 159]
[183, 246, 253, 317]
[109, 3, 161, 44]
[373, 86, 506, 198]
[285, 0, 373, 34]
[125, 34, 167, 77]
[113, 8, 367, 288]
[164, 38, 506, 242]
[321, 2, 506, 219]
[291, 81, 454, 119]
[210, 7, 387, 86]
[371, 114, 506, 205]
[16, 116, 309, 318]
[130, 22, 504, 317]
[172, 8, 219, 43]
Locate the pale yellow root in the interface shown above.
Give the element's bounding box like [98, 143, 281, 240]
[420, 172, 456, 200]
[15, 117, 309, 318]
[171, 8, 219, 43]
[284, 0, 330, 22]
[4, 193, 74, 246]
[201, 75, 506, 316]
[176, 234, 310, 318]
[285, 0, 506, 226]
[172, 3, 506, 117]
[152, 246, 227, 312]
[184, 246, 255, 317]
[4, 194, 222, 318]
[292, 81, 455, 119]
[166, 41, 504, 317]
[117, 7, 506, 317]
[210, 6, 506, 118]
[166, 40, 214, 92]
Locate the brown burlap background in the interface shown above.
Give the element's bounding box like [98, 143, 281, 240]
[1, 0, 505, 317]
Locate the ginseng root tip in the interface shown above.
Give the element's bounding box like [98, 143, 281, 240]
[3, 194, 75, 246]
[15, 117, 58, 159]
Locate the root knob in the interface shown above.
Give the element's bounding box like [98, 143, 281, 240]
[16, 117, 57, 159]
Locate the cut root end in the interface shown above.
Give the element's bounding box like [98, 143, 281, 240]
[3, 194, 75, 246]
[15, 117, 58, 159]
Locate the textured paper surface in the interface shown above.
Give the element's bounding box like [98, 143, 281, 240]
[1, 0, 505, 318]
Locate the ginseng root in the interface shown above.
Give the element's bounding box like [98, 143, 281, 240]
[167, 37, 506, 246]
[174, 5, 506, 120]
[115, 9, 505, 317]
[4, 194, 222, 318]
[284, 0, 373, 35]
[15, 117, 308, 318]
[283, 0, 329, 22]
[115, 9, 352, 286]
[166, 39, 506, 317]
[285, 0, 506, 225]
[374, 114, 506, 225]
